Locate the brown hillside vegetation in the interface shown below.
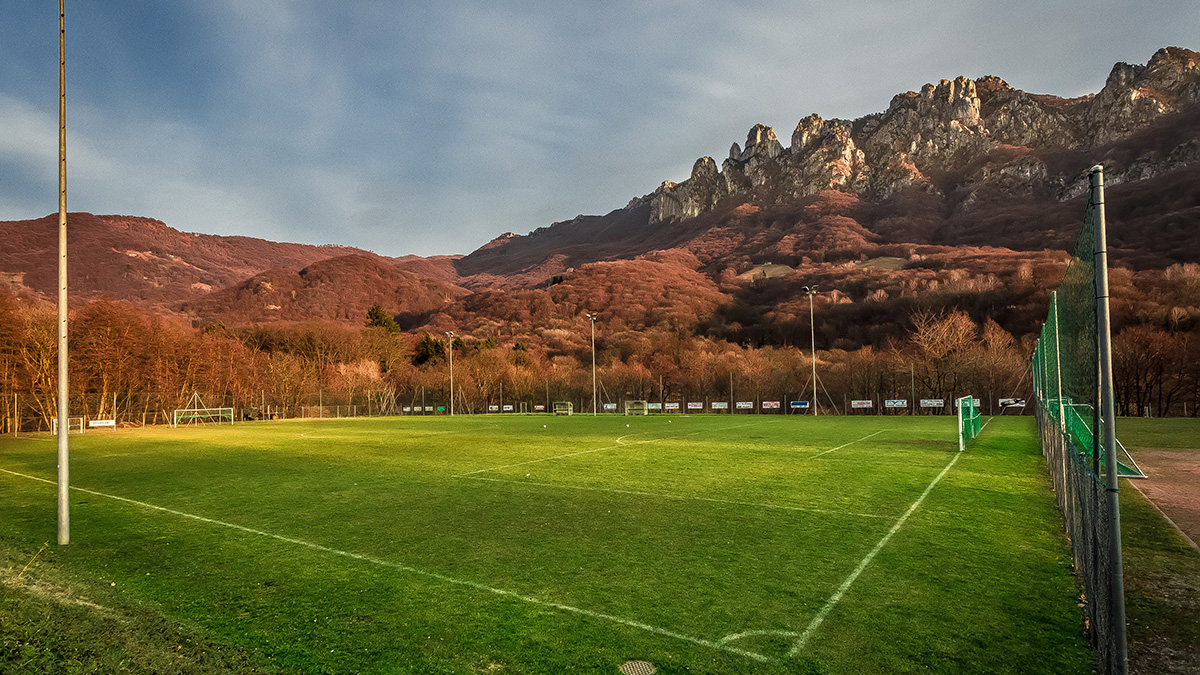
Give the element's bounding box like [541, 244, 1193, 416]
[0, 213, 376, 306]
[178, 254, 466, 325]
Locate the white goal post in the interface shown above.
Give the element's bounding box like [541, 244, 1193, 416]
[51, 416, 84, 434]
[552, 401, 574, 416]
[624, 400, 649, 415]
[173, 407, 235, 428]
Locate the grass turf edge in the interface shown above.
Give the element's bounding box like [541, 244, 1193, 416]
[0, 539, 273, 675]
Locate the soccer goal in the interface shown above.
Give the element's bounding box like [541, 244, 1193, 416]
[956, 396, 981, 452]
[624, 400, 649, 415]
[173, 392, 235, 428]
[552, 401, 574, 416]
[51, 416, 84, 434]
[173, 407, 234, 428]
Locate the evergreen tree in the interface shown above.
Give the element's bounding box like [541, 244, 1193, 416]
[364, 303, 400, 333]
[413, 331, 445, 365]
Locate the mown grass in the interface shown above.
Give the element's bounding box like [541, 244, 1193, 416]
[1115, 416, 1200, 450]
[1, 415, 1093, 674]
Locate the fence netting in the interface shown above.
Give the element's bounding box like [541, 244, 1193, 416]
[1030, 178, 1125, 674]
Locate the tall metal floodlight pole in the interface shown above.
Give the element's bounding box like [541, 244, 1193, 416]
[56, 0, 70, 546]
[445, 331, 455, 416]
[1091, 164, 1128, 673]
[585, 313, 598, 415]
[802, 286, 818, 416]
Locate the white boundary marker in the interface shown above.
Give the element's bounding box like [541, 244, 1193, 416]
[807, 430, 888, 459]
[0, 467, 772, 662]
[460, 475, 888, 519]
[787, 450, 963, 657]
[455, 422, 757, 478]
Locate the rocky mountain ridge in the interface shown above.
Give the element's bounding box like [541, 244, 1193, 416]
[648, 47, 1200, 225]
[456, 47, 1199, 284]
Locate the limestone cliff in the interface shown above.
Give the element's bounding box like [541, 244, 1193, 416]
[646, 47, 1200, 224]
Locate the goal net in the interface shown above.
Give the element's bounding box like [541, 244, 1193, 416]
[552, 401, 573, 416]
[624, 400, 649, 415]
[173, 407, 234, 428]
[956, 396, 981, 452]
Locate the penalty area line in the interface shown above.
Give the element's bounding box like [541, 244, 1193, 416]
[807, 429, 888, 459]
[0, 467, 771, 663]
[455, 421, 759, 478]
[460, 475, 888, 519]
[788, 450, 963, 657]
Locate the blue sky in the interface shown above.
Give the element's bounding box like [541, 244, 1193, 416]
[1, 1, 1196, 257]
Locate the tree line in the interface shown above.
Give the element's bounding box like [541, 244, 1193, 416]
[1, 289, 1196, 432]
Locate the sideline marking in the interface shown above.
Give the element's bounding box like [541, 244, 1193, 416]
[788, 450, 963, 657]
[460, 475, 887, 519]
[0, 467, 770, 663]
[455, 422, 757, 477]
[808, 430, 888, 459]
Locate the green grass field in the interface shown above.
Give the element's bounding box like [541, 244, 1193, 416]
[1, 415, 1095, 674]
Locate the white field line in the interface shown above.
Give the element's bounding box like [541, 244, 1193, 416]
[807, 430, 888, 459]
[0, 467, 771, 663]
[300, 424, 500, 440]
[1128, 479, 1200, 554]
[460, 475, 888, 519]
[787, 451, 963, 657]
[717, 628, 800, 647]
[454, 422, 757, 477]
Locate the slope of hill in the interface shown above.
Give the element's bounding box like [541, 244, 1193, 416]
[177, 254, 466, 325]
[0, 213, 391, 307]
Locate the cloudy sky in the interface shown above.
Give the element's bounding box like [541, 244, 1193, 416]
[1, 1, 1195, 257]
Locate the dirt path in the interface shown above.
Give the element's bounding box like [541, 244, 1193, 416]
[1128, 448, 1200, 550]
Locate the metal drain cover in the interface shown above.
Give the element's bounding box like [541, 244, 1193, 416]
[619, 661, 657, 675]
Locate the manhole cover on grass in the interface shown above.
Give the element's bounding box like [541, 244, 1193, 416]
[619, 661, 656, 675]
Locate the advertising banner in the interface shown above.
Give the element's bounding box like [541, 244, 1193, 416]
[790, 400, 810, 409]
[502, 404, 514, 412]
[603, 403, 617, 411]
[920, 399, 944, 408]
[687, 401, 703, 410]
[999, 398, 1026, 408]
[648, 402, 663, 410]
[884, 399, 908, 408]
[665, 402, 681, 410]
[736, 401, 754, 410]
[711, 401, 729, 410]
[534, 404, 546, 411]
[762, 401, 780, 409]
[851, 400, 873, 409]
